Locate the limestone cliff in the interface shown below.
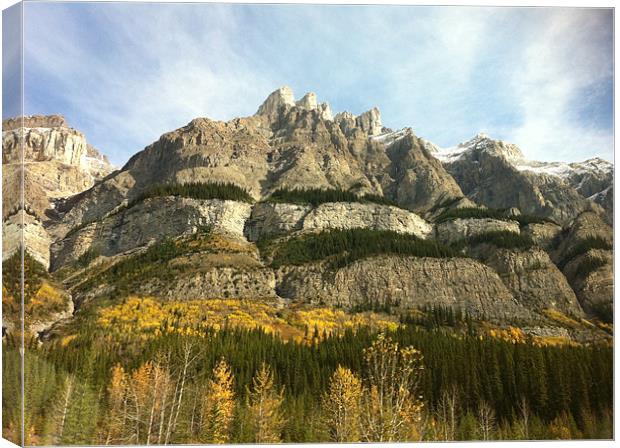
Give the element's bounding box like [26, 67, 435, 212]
[2, 115, 115, 268]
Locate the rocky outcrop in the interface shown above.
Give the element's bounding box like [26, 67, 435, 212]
[553, 211, 613, 263]
[3, 211, 52, 268]
[2, 115, 115, 267]
[521, 222, 562, 250]
[562, 249, 613, 321]
[435, 218, 520, 245]
[276, 255, 530, 320]
[479, 247, 583, 316]
[245, 202, 313, 241]
[245, 201, 433, 241]
[3, 116, 113, 181]
[550, 212, 613, 320]
[2, 114, 68, 130]
[51, 197, 252, 270]
[256, 86, 296, 122]
[302, 202, 433, 237]
[141, 267, 277, 300]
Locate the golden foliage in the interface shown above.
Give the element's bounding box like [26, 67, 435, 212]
[487, 326, 526, 344]
[247, 363, 285, 443]
[543, 309, 581, 329]
[322, 366, 363, 442]
[531, 336, 579, 348]
[361, 333, 425, 442]
[96, 296, 399, 343]
[202, 358, 235, 444]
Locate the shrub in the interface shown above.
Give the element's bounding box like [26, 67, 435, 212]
[435, 207, 508, 223]
[266, 187, 399, 208]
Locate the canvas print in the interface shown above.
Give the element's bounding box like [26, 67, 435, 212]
[1, 2, 614, 445]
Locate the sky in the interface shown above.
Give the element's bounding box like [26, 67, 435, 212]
[2, 3, 614, 166]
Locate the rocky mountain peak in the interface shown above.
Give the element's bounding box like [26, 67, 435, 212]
[296, 92, 318, 110]
[2, 114, 68, 131]
[256, 86, 296, 121]
[356, 107, 383, 136]
[256, 86, 334, 122]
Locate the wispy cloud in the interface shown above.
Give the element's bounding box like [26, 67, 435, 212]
[503, 9, 613, 162]
[19, 4, 613, 165]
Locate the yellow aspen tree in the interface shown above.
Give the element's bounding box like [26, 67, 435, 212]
[129, 361, 155, 443]
[247, 363, 285, 443]
[322, 365, 363, 442]
[103, 364, 129, 445]
[361, 332, 425, 442]
[202, 358, 235, 444]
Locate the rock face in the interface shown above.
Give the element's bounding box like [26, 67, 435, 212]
[141, 267, 277, 300]
[2, 211, 52, 268]
[552, 212, 613, 320]
[563, 249, 613, 320]
[2, 115, 115, 268]
[245, 202, 312, 241]
[276, 256, 529, 320]
[554, 211, 613, 263]
[521, 222, 562, 250]
[51, 197, 252, 270]
[435, 218, 520, 245]
[302, 202, 433, 236]
[245, 201, 433, 242]
[433, 134, 606, 225]
[477, 247, 583, 316]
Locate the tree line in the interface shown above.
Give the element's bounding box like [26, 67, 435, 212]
[264, 228, 463, 269]
[266, 187, 399, 208]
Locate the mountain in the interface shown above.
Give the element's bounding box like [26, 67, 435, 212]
[431, 133, 612, 225]
[2, 88, 614, 336]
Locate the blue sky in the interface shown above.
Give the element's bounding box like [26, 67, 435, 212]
[3, 3, 613, 166]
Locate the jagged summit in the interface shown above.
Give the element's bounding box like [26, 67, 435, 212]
[256, 86, 333, 121]
[256, 86, 389, 130]
[2, 114, 68, 131]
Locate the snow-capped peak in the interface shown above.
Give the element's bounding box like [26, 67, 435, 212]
[431, 132, 524, 163]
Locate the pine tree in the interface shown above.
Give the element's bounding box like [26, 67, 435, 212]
[322, 365, 363, 442]
[246, 363, 285, 443]
[202, 358, 235, 444]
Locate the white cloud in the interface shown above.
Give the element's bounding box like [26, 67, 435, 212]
[22, 5, 612, 165]
[24, 4, 276, 165]
[504, 9, 613, 162]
